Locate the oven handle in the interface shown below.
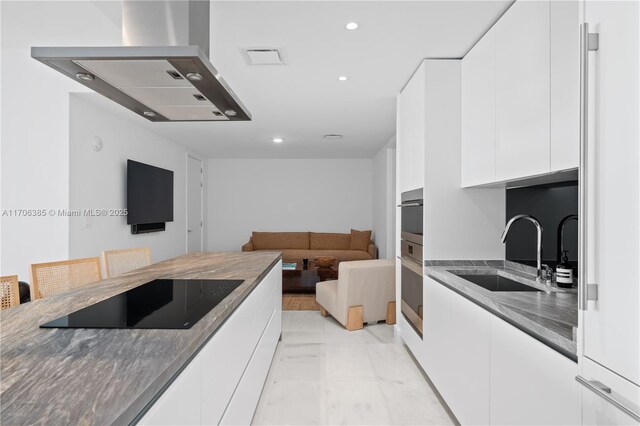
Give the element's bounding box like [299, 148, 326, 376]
[397, 202, 423, 207]
[399, 256, 423, 275]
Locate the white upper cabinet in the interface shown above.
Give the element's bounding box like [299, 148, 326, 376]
[461, 0, 580, 186]
[550, 0, 580, 171]
[494, 0, 550, 181]
[461, 30, 496, 187]
[397, 61, 426, 193]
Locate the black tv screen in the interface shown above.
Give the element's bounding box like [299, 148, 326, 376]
[127, 160, 174, 225]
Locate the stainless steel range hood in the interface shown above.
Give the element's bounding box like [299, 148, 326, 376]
[31, 0, 250, 122]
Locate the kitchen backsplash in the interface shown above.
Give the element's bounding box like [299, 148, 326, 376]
[505, 180, 578, 270]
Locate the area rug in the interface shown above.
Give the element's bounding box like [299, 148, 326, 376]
[282, 294, 321, 311]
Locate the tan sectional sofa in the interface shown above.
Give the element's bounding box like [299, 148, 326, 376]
[241, 231, 378, 262]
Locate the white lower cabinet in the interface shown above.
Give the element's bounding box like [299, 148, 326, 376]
[423, 277, 491, 425]
[139, 262, 282, 426]
[581, 357, 640, 425]
[416, 277, 580, 425]
[489, 315, 580, 425]
[139, 356, 203, 425]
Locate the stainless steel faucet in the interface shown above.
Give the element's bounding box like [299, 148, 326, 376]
[501, 214, 544, 281]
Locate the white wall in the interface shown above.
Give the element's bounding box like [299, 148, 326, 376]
[206, 159, 373, 251]
[0, 1, 120, 280]
[372, 138, 396, 259]
[69, 94, 193, 265]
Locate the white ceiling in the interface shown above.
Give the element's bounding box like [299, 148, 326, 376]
[89, 1, 513, 159]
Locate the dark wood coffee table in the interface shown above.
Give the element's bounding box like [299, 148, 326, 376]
[282, 260, 338, 294]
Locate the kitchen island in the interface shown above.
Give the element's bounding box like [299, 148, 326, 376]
[0, 251, 282, 425]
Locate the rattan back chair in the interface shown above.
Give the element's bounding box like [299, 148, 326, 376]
[31, 257, 102, 300]
[1, 275, 20, 310]
[101, 247, 151, 278]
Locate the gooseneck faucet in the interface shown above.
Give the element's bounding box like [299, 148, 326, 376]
[501, 214, 544, 281]
[557, 214, 578, 265]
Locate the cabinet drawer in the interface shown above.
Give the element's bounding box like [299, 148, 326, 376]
[489, 315, 579, 425]
[138, 356, 202, 425]
[580, 357, 640, 425]
[200, 266, 277, 424]
[220, 308, 281, 425]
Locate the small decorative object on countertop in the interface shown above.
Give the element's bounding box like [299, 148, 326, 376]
[556, 250, 575, 288]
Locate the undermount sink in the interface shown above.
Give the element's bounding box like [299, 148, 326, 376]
[454, 274, 542, 292]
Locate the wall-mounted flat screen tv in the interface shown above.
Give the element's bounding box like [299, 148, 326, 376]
[127, 160, 174, 227]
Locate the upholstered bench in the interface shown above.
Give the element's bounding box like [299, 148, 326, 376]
[316, 259, 396, 331]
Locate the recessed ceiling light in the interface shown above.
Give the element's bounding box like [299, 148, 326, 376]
[224, 109, 237, 117]
[143, 111, 156, 117]
[273, 137, 283, 143]
[186, 72, 203, 81]
[338, 76, 348, 81]
[345, 22, 359, 30]
[75, 72, 95, 81]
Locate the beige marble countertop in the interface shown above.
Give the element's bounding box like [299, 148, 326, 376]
[0, 251, 281, 425]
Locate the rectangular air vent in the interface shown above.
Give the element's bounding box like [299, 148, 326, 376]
[241, 48, 284, 65]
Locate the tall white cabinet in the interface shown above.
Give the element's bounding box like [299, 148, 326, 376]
[579, 1, 640, 423]
[396, 62, 426, 193]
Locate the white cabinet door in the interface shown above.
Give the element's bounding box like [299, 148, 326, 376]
[495, 0, 550, 181]
[583, 0, 640, 395]
[581, 358, 640, 425]
[489, 315, 580, 425]
[461, 30, 496, 187]
[422, 277, 491, 425]
[397, 61, 425, 192]
[139, 357, 202, 426]
[550, 0, 580, 171]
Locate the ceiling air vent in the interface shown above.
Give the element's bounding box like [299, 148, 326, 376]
[241, 48, 285, 65]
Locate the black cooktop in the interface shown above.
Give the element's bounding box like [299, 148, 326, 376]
[40, 279, 244, 330]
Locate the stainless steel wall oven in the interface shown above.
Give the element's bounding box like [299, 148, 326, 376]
[399, 189, 424, 337]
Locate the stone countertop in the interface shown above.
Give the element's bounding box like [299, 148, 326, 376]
[424, 260, 578, 359]
[0, 251, 281, 426]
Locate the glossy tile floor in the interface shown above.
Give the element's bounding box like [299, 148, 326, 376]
[252, 311, 455, 425]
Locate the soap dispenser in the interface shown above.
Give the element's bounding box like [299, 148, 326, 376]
[556, 250, 574, 288]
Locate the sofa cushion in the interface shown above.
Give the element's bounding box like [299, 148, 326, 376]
[280, 249, 314, 262]
[312, 250, 373, 261]
[309, 232, 351, 250]
[252, 232, 310, 250]
[350, 229, 372, 251]
[277, 249, 373, 263]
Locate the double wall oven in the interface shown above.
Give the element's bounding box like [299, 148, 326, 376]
[399, 188, 424, 337]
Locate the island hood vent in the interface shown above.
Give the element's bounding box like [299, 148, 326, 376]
[31, 0, 251, 122]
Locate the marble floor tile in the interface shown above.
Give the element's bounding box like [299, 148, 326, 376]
[283, 311, 327, 333]
[272, 342, 326, 380]
[367, 342, 424, 382]
[324, 344, 377, 381]
[380, 379, 455, 425]
[325, 380, 392, 425]
[253, 311, 455, 426]
[362, 323, 399, 345]
[281, 331, 325, 344]
[253, 379, 327, 425]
